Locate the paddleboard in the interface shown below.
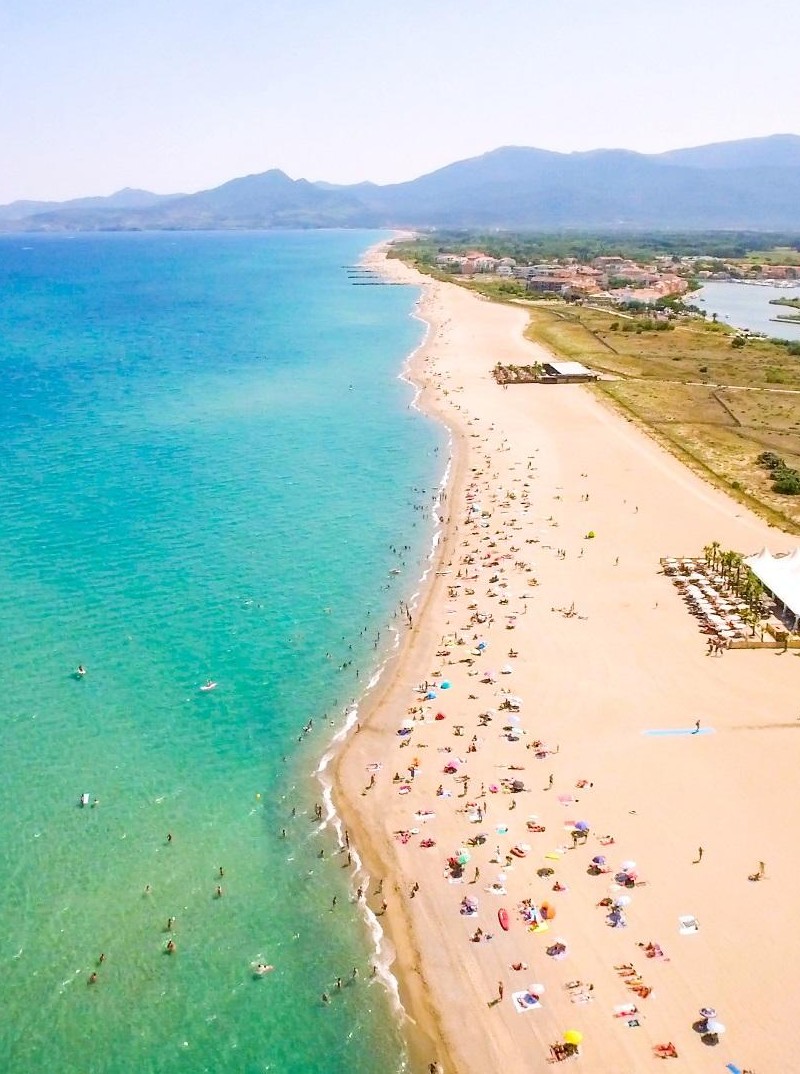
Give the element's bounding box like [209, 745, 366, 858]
[498, 908, 510, 931]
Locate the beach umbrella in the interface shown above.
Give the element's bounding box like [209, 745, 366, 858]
[440, 681, 451, 690]
[591, 855, 606, 865]
[529, 982, 546, 995]
[574, 821, 590, 832]
[613, 895, 632, 907]
[457, 849, 471, 865]
[620, 860, 636, 871]
[699, 1007, 717, 1020]
[563, 1030, 583, 1046]
[705, 1020, 726, 1035]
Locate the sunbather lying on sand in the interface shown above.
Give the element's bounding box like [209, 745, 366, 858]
[638, 941, 668, 959]
[653, 1042, 678, 1058]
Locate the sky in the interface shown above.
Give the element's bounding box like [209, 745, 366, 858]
[1, 0, 799, 203]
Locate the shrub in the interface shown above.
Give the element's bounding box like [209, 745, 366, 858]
[756, 451, 785, 471]
[772, 470, 800, 495]
[731, 336, 746, 348]
[765, 369, 786, 384]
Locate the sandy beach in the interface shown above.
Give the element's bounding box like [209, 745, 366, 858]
[333, 245, 800, 1074]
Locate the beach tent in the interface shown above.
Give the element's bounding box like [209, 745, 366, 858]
[744, 547, 800, 626]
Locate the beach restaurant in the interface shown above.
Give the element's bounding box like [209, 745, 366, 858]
[744, 547, 800, 629]
[542, 360, 598, 383]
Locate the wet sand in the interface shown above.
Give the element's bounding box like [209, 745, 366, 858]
[333, 245, 800, 1073]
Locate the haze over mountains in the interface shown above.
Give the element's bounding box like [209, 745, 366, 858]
[3, 135, 800, 232]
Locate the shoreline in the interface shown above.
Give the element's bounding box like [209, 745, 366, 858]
[328, 245, 468, 1071]
[333, 242, 800, 1073]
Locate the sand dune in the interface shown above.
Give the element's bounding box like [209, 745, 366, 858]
[334, 247, 798, 1074]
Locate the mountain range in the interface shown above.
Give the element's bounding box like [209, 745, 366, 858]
[3, 134, 800, 232]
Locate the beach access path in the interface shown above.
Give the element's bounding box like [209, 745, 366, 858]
[333, 247, 800, 1074]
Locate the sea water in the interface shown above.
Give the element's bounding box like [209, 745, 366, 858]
[0, 231, 444, 1074]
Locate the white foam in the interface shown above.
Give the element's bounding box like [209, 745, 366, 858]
[312, 264, 452, 1045]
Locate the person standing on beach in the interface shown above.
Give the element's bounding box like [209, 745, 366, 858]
[692, 720, 701, 734]
[497, 981, 504, 1001]
[693, 846, 703, 863]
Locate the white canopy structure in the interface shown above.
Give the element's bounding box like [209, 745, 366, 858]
[744, 548, 800, 624]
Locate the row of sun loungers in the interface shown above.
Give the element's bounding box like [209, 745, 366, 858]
[663, 558, 748, 640]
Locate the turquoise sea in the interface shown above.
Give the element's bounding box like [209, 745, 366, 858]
[0, 231, 444, 1074]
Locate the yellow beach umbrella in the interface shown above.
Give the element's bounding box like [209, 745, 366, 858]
[564, 1030, 583, 1046]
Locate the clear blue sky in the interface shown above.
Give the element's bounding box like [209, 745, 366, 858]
[2, 0, 799, 202]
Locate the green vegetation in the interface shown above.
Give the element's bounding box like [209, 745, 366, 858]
[743, 247, 800, 266]
[757, 452, 800, 496]
[769, 296, 800, 323]
[390, 230, 800, 265]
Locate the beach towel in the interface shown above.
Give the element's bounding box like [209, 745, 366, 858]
[557, 795, 576, 806]
[613, 1003, 638, 1018]
[678, 914, 700, 934]
[528, 920, 550, 934]
[511, 991, 542, 1014]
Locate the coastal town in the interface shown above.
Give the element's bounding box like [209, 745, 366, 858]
[433, 249, 800, 306]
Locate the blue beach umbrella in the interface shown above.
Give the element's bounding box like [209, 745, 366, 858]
[440, 681, 451, 690]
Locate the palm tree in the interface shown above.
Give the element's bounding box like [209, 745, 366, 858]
[730, 553, 745, 594]
[719, 550, 734, 582]
[709, 541, 721, 572]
